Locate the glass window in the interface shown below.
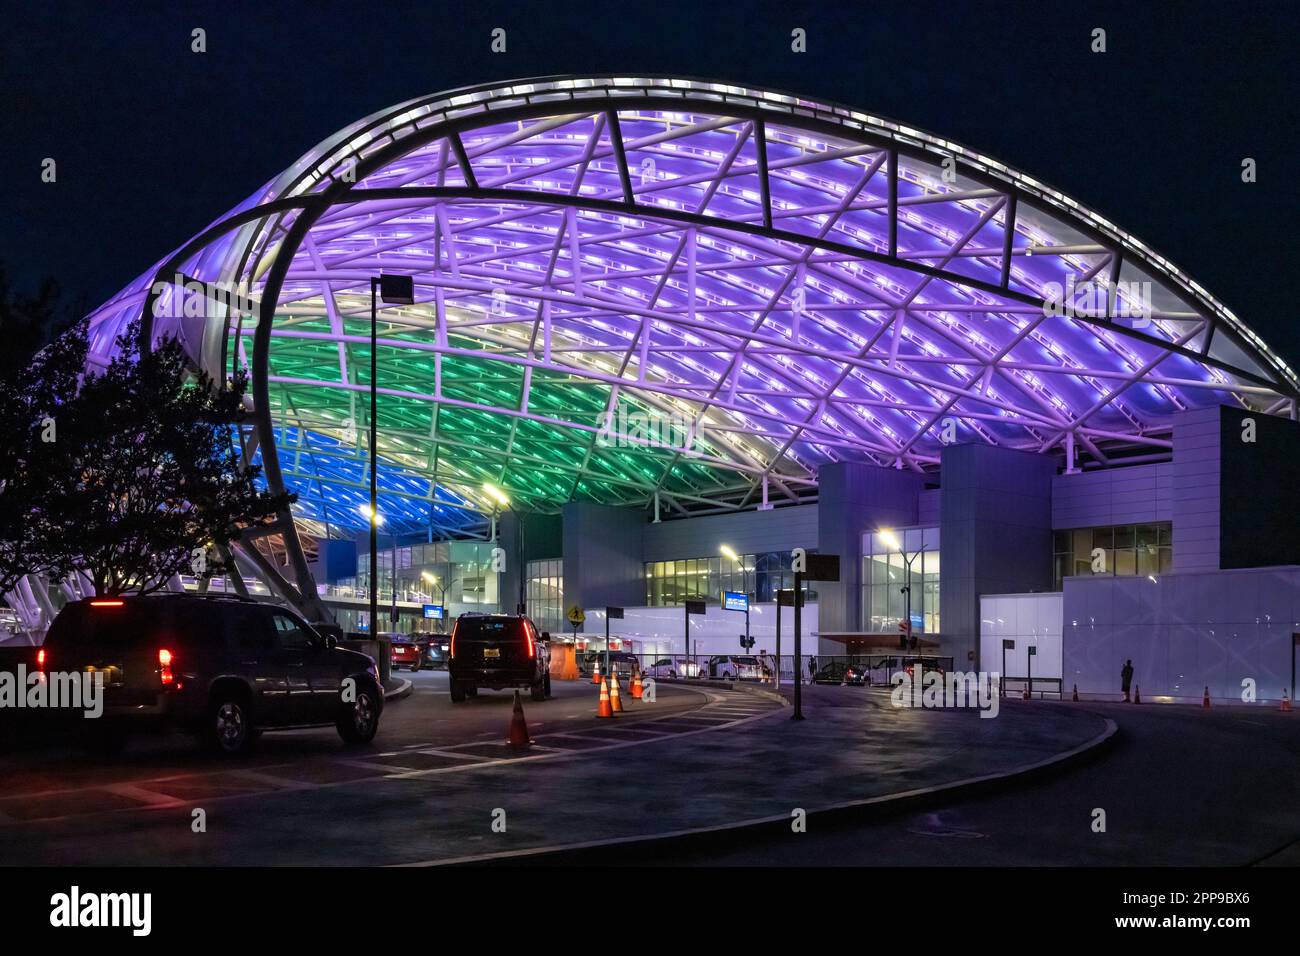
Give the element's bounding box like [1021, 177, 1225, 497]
[271, 612, 315, 651]
[860, 526, 939, 633]
[1053, 522, 1171, 588]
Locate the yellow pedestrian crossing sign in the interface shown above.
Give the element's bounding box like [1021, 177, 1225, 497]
[566, 605, 586, 626]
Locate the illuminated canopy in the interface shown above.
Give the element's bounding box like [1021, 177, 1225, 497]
[86, 76, 1298, 543]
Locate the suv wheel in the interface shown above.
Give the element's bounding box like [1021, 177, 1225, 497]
[544, 672, 552, 698]
[530, 675, 546, 702]
[205, 693, 254, 755]
[449, 678, 466, 702]
[337, 681, 380, 743]
[410, 658, 421, 673]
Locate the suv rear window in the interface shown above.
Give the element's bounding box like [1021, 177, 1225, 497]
[46, 602, 164, 648]
[46, 600, 224, 649]
[455, 618, 528, 642]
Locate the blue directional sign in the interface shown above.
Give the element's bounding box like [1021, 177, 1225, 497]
[722, 591, 749, 613]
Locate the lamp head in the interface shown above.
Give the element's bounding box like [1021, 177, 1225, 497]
[482, 482, 511, 508]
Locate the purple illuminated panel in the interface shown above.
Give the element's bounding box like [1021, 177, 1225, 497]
[79, 76, 1296, 530]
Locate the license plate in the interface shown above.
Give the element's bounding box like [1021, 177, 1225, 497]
[483, 647, 500, 659]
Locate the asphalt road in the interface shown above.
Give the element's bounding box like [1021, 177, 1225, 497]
[0, 670, 706, 822]
[3, 675, 1293, 867]
[642, 698, 1300, 866]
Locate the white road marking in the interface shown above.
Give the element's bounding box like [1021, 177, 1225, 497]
[101, 783, 183, 807]
[0, 688, 783, 825]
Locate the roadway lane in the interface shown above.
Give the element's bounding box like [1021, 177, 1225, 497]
[0, 670, 705, 811]
[0, 676, 783, 864]
[639, 699, 1300, 866]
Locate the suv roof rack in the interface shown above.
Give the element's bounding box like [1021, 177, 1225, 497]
[121, 590, 259, 604]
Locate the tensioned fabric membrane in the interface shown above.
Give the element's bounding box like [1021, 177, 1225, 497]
[85, 76, 1298, 540]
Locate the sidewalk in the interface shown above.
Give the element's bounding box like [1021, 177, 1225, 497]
[388, 685, 1114, 864]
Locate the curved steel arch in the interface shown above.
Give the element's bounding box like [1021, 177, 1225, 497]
[83, 75, 1298, 619]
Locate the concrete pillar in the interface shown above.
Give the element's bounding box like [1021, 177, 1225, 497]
[561, 502, 645, 626]
[1170, 406, 1222, 572]
[498, 511, 564, 615]
[816, 462, 925, 639]
[498, 512, 525, 615]
[939, 443, 1056, 670]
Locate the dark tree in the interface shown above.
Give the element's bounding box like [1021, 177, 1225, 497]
[0, 270, 88, 594]
[31, 319, 294, 595]
[0, 265, 82, 383]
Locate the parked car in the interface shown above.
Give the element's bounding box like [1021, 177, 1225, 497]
[39, 593, 383, 754]
[904, 658, 946, 681]
[387, 633, 424, 672]
[447, 614, 551, 702]
[814, 661, 867, 686]
[707, 655, 764, 681]
[424, 637, 450, 669]
[579, 651, 639, 678]
[645, 657, 702, 679]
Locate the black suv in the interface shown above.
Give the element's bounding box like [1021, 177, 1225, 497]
[447, 614, 551, 702]
[40, 594, 383, 754]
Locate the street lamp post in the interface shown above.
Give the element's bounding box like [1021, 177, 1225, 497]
[880, 529, 925, 651]
[360, 504, 388, 633]
[367, 273, 415, 639]
[421, 570, 449, 633]
[390, 532, 399, 630]
[720, 544, 751, 649]
[482, 482, 511, 612]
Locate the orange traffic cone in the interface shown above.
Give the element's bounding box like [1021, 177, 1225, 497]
[1072, 683, 1079, 702]
[1133, 685, 1141, 704]
[610, 673, 624, 713]
[507, 690, 532, 748]
[591, 660, 602, 685]
[597, 677, 613, 718]
[1281, 689, 1292, 713]
[1202, 686, 1211, 709]
[631, 671, 643, 699]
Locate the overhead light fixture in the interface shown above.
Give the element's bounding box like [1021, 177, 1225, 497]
[482, 482, 511, 507]
[379, 273, 416, 305]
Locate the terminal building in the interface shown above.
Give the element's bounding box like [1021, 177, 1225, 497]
[15, 76, 1297, 703]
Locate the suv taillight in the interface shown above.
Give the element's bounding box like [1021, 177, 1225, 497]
[524, 623, 536, 659]
[36, 648, 46, 672]
[158, 647, 175, 685]
[449, 622, 459, 659]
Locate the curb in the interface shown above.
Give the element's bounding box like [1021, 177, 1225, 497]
[665, 678, 789, 706]
[435, 706, 1119, 866]
[735, 684, 790, 707]
[383, 678, 413, 701]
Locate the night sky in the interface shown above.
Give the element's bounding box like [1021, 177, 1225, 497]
[3, 0, 1297, 362]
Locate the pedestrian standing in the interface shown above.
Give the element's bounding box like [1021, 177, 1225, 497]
[1121, 659, 1134, 703]
[807, 654, 817, 685]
